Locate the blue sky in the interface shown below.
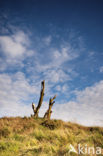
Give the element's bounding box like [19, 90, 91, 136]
[0, 0, 103, 126]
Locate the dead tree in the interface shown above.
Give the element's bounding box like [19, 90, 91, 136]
[32, 102, 36, 114]
[44, 95, 56, 119]
[32, 80, 45, 118]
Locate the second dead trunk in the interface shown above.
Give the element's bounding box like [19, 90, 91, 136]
[44, 95, 56, 119]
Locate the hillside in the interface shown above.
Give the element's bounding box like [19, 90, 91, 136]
[0, 117, 103, 156]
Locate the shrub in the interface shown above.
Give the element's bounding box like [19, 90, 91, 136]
[0, 128, 10, 138]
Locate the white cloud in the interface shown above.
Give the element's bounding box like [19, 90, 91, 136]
[52, 46, 78, 67]
[89, 51, 95, 57]
[43, 69, 71, 83]
[99, 66, 103, 73]
[55, 85, 61, 91]
[13, 31, 30, 45]
[0, 72, 40, 117]
[34, 45, 79, 87]
[52, 80, 103, 126]
[0, 33, 27, 58]
[0, 31, 35, 71]
[0, 102, 33, 117]
[62, 84, 68, 92]
[76, 80, 103, 106]
[43, 36, 52, 46]
[55, 84, 69, 93]
[35, 44, 79, 72]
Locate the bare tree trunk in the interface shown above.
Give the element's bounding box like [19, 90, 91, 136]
[44, 95, 56, 119]
[33, 80, 45, 118]
[32, 102, 36, 114]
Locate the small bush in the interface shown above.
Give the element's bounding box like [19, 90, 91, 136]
[41, 119, 63, 130]
[0, 128, 10, 138]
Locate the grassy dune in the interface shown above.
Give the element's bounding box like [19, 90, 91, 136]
[0, 117, 103, 156]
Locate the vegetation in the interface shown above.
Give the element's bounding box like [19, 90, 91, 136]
[0, 117, 103, 156]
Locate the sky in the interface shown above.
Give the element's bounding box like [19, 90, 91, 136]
[0, 0, 103, 126]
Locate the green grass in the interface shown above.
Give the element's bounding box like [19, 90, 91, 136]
[0, 117, 103, 156]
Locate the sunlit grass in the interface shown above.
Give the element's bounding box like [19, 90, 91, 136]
[0, 117, 103, 155]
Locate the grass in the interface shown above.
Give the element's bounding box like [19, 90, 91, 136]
[0, 117, 103, 156]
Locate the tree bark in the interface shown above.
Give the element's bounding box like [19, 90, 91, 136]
[32, 102, 36, 114]
[44, 95, 56, 119]
[33, 80, 45, 118]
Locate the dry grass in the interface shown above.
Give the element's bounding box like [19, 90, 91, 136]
[0, 117, 103, 156]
